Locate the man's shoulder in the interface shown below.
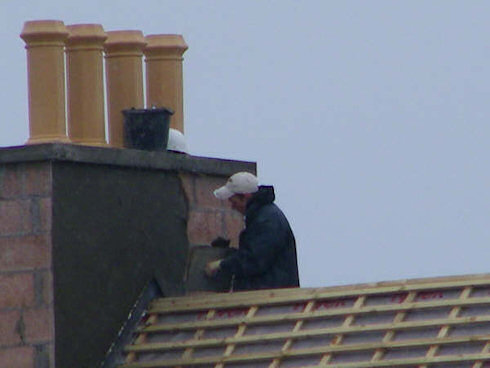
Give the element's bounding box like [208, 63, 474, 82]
[254, 202, 286, 221]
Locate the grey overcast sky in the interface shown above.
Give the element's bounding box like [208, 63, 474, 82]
[2, 1, 490, 287]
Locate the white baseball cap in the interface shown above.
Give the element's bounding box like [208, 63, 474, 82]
[214, 172, 259, 200]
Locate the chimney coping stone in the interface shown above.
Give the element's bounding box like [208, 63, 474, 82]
[0, 143, 255, 176]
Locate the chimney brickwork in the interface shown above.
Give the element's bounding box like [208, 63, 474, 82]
[180, 173, 243, 247]
[0, 162, 54, 368]
[0, 144, 255, 368]
[3, 20, 249, 367]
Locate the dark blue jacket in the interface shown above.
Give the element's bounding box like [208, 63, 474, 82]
[219, 186, 300, 291]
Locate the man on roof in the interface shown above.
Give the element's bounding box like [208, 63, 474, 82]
[205, 172, 300, 291]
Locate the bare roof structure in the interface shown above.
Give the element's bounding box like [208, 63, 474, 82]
[118, 274, 490, 368]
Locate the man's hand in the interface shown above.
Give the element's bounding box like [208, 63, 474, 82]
[205, 259, 222, 277]
[211, 237, 231, 248]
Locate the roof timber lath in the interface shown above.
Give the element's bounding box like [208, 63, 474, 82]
[118, 274, 490, 368]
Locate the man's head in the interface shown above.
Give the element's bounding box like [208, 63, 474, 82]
[214, 172, 258, 214]
[227, 193, 253, 214]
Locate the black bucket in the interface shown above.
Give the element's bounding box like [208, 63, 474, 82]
[122, 107, 174, 151]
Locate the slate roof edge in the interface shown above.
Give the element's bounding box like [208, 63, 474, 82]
[101, 279, 163, 368]
[0, 143, 256, 176]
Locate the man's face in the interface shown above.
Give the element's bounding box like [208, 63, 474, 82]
[228, 193, 250, 214]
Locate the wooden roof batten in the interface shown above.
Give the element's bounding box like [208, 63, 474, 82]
[118, 273, 490, 368]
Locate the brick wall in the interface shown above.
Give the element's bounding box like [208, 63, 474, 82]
[0, 162, 54, 368]
[0, 143, 255, 367]
[180, 173, 244, 248]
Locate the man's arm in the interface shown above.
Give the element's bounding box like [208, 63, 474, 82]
[219, 209, 285, 278]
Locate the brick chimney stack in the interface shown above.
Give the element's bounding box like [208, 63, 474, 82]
[0, 144, 253, 368]
[1, 20, 253, 368]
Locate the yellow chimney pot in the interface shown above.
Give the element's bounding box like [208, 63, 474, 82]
[66, 24, 107, 146]
[104, 30, 146, 147]
[144, 34, 188, 133]
[20, 20, 70, 144]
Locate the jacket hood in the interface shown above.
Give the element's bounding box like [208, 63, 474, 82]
[246, 185, 275, 217]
